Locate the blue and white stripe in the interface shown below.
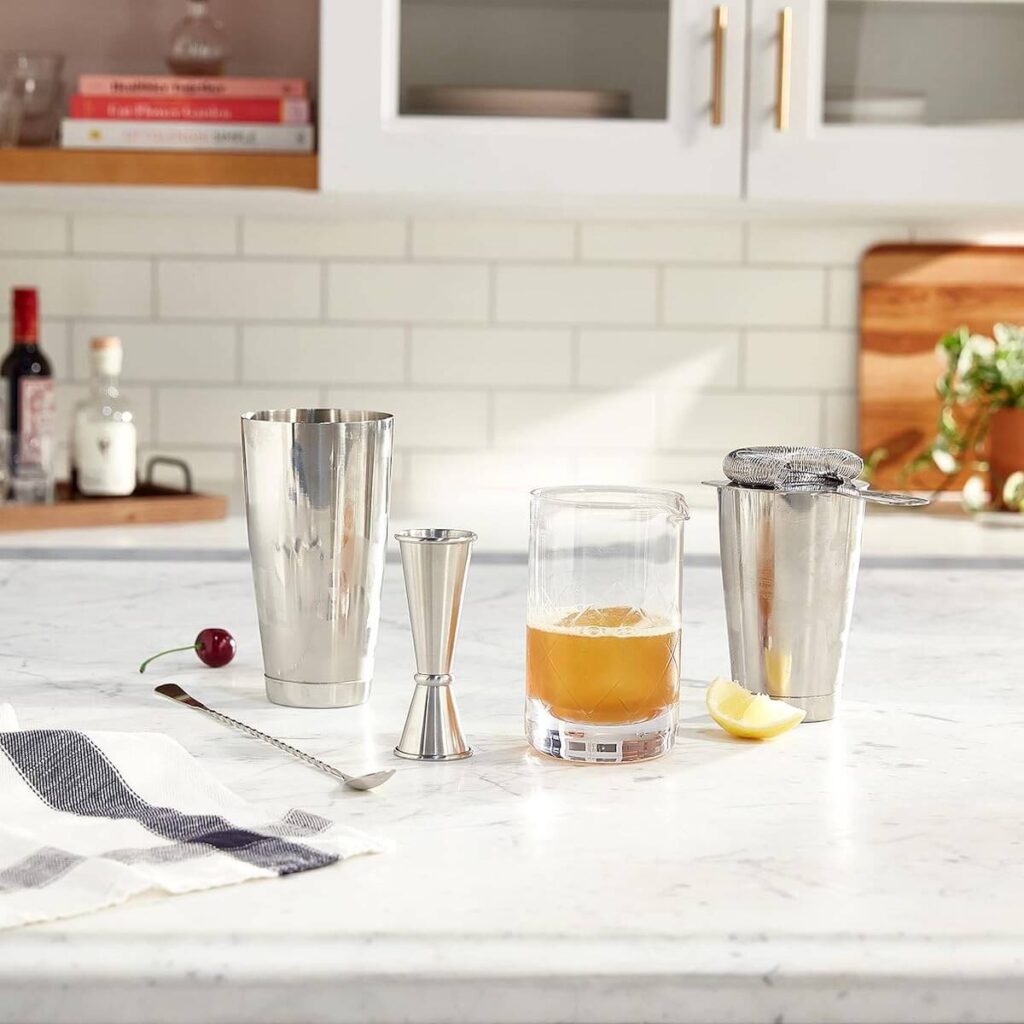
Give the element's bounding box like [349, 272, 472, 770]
[0, 716, 382, 930]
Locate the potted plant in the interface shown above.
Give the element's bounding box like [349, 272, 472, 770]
[908, 323, 1024, 511]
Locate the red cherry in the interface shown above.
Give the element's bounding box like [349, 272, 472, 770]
[195, 628, 236, 668]
[139, 628, 236, 673]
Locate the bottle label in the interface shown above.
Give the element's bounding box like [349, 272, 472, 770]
[17, 378, 55, 463]
[75, 420, 138, 496]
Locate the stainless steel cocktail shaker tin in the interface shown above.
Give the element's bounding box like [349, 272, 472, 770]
[241, 409, 393, 709]
[706, 446, 927, 721]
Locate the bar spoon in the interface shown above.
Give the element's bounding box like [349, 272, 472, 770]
[154, 683, 395, 792]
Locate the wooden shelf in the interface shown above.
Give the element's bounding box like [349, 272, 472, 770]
[0, 482, 228, 532]
[0, 148, 318, 190]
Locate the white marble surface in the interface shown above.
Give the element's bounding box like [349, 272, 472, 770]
[0, 543, 1022, 1024]
[1, 505, 1024, 561]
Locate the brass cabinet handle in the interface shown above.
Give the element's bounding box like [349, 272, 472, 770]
[711, 5, 727, 127]
[775, 7, 792, 131]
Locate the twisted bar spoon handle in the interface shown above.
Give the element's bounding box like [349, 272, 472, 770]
[154, 683, 394, 792]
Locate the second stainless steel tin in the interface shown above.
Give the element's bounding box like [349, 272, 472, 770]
[709, 482, 865, 722]
[241, 409, 393, 709]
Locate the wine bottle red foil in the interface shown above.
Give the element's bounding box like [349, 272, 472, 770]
[2, 287, 55, 469]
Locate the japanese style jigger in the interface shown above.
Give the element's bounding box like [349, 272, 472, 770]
[394, 529, 476, 761]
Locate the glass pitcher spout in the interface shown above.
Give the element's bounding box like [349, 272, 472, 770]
[530, 485, 690, 521]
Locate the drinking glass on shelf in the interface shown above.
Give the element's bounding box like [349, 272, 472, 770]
[0, 52, 65, 145]
[12, 435, 55, 505]
[526, 486, 689, 764]
[0, 72, 23, 147]
[0, 430, 10, 504]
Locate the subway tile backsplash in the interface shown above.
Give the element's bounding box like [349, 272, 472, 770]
[745, 222, 909, 266]
[409, 327, 573, 387]
[242, 325, 405, 384]
[745, 329, 856, 390]
[656, 393, 822, 453]
[495, 265, 658, 324]
[577, 329, 740, 390]
[324, 387, 491, 450]
[0, 213, 68, 253]
[71, 322, 238, 382]
[157, 260, 321, 321]
[328, 262, 490, 323]
[0, 258, 152, 317]
[579, 222, 744, 264]
[71, 213, 237, 256]
[662, 266, 826, 327]
[4, 208, 986, 513]
[412, 219, 574, 260]
[243, 217, 406, 258]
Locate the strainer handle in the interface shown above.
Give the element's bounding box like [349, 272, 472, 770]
[841, 485, 929, 507]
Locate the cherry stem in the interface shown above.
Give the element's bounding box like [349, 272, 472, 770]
[139, 643, 199, 674]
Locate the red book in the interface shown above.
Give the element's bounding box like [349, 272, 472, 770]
[68, 95, 310, 124]
[78, 75, 307, 99]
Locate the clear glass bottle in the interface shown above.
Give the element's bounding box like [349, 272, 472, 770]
[72, 337, 137, 498]
[167, 0, 229, 77]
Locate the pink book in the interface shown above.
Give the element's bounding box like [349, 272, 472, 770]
[78, 75, 307, 99]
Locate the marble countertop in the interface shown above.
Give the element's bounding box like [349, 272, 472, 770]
[1, 537, 1023, 1023]
[2, 504, 1024, 562]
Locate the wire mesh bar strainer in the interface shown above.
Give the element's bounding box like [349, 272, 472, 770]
[723, 446, 863, 490]
[711, 446, 928, 506]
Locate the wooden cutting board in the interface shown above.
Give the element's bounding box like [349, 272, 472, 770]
[859, 243, 1024, 491]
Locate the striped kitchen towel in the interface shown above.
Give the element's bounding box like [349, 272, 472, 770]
[0, 705, 383, 929]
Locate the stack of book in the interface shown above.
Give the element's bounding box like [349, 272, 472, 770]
[60, 75, 314, 153]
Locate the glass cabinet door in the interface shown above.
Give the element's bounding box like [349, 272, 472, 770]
[747, 0, 1024, 202]
[398, 0, 671, 121]
[824, 1, 1024, 128]
[321, 0, 747, 196]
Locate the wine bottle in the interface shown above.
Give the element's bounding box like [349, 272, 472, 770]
[1, 288, 54, 500]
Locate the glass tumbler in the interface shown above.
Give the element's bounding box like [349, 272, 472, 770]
[0, 73, 23, 148]
[526, 486, 689, 763]
[0, 429, 10, 503]
[1, 52, 65, 145]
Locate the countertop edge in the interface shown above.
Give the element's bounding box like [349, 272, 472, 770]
[2, 934, 1023, 1024]
[1, 547, 1024, 570]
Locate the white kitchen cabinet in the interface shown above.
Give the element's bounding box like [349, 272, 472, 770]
[320, 0, 748, 197]
[746, 0, 1024, 203]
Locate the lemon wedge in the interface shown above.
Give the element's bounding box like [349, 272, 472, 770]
[705, 678, 806, 740]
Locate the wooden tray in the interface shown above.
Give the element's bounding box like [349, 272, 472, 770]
[0, 458, 227, 532]
[859, 243, 1024, 491]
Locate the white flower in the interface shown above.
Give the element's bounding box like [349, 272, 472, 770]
[1003, 471, 1024, 512]
[961, 473, 990, 513]
[957, 333, 996, 377]
[993, 323, 1023, 348]
[932, 448, 959, 474]
[972, 335, 997, 359]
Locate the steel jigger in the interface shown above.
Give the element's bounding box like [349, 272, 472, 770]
[394, 529, 477, 761]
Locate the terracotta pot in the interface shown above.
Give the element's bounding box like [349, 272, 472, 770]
[988, 407, 1024, 510]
